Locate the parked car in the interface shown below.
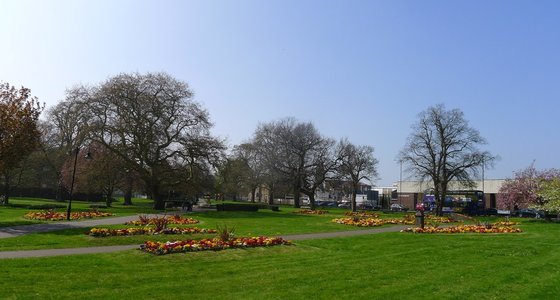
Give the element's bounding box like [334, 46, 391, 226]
[357, 203, 374, 210]
[390, 204, 408, 212]
[484, 208, 498, 216]
[513, 209, 545, 218]
[338, 202, 350, 208]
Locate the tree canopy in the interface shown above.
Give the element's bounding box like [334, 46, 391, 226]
[49, 72, 225, 209]
[399, 104, 494, 215]
[0, 82, 43, 204]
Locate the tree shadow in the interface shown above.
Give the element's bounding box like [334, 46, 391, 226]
[194, 211, 309, 219]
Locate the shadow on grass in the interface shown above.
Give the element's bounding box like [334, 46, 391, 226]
[195, 211, 310, 219]
[0, 221, 40, 228]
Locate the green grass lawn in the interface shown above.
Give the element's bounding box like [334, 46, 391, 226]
[1, 200, 558, 299]
[1, 221, 559, 299]
[0, 197, 158, 227]
[0, 206, 402, 251]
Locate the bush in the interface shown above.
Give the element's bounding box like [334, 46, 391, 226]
[9, 203, 67, 210]
[216, 203, 260, 212]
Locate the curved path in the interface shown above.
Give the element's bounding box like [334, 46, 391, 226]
[0, 211, 410, 259]
[0, 213, 174, 238]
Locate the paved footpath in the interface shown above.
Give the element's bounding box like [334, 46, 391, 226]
[0, 213, 173, 239]
[0, 213, 409, 259]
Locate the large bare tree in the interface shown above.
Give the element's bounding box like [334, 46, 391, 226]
[399, 104, 494, 215]
[337, 139, 378, 212]
[80, 72, 224, 209]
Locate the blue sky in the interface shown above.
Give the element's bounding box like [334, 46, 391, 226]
[1, 0, 559, 186]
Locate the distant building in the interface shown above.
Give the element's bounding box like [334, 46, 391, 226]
[393, 179, 505, 210]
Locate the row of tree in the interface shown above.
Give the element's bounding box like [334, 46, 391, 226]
[216, 118, 379, 211]
[0, 73, 379, 211]
[2, 73, 507, 216]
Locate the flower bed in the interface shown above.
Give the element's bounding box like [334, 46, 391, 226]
[333, 214, 448, 227]
[24, 210, 114, 221]
[294, 209, 329, 215]
[141, 237, 292, 255]
[345, 211, 379, 218]
[332, 217, 385, 227]
[401, 224, 522, 234]
[425, 215, 460, 223]
[88, 227, 217, 237]
[125, 215, 199, 226]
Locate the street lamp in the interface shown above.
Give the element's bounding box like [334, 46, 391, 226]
[66, 147, 92, 221]
[399, 160, 403, 205]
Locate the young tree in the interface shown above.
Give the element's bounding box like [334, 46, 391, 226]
[398, 104, 494, 216]
[0, 83, 43, 204]
[337, 139, 379, 212]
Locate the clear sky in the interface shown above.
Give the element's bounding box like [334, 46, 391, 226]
[2, 0, 559, 186]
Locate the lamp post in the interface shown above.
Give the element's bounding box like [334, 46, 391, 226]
[66, 147, 92, 221]
[399, 160, 403, 205]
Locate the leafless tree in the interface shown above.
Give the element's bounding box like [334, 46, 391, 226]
[253, 118, 334, 208]
[398, 104, 495, 216]
[80, 72, 224, 209]
[337, 139, 379, 212]
[41, 94, 90, 200]
[233, 142, 267, 202]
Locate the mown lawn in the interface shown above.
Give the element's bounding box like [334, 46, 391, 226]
[0, 197, 159, 228]
[1, 221, 559, 299]
[0, 205, 401, 251]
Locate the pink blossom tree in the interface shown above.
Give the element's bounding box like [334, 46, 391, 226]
[497, 162, 560, 210]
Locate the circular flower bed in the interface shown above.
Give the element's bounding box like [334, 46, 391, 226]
[88, 227, 217, 237]
[125, 215, 199, 225]
[141, 237, 292, 255]
[24, 210, 114, 221]
[401, 224, 522, 234]
[294, 209, 329, 215]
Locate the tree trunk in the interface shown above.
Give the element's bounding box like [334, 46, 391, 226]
[293, 184, 300, 208]
[123, 176, 133, 205]
[268, 184, 274, 205]
[351, 188, 357, 212]
[251, 188, 256, 203]
[2, 173, 10, 205]
[152, 183, 165, 210]
[105, 186, 114, 207]
[308, 193, 316, 210]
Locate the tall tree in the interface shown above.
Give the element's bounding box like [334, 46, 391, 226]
[0, 82, 43, 204]
[399, 104, 494, 216]
[233, 142, 266, 202]
[42, 94, 90, 200]
[337, 139, 379, 212]
[81, 72, 224, 210]
[253, 118, 332, 208]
